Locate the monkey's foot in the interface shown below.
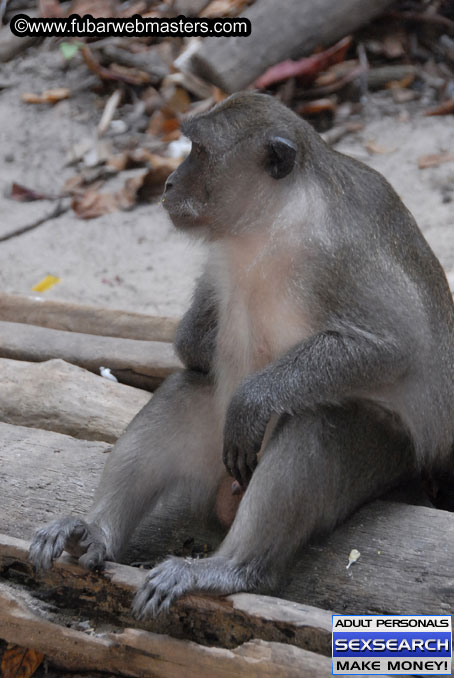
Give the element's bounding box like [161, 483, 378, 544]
[29, 517, 107, 571]
[132, 555, 253, 619]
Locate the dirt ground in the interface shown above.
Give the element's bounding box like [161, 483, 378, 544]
[0, 46, 453, 318]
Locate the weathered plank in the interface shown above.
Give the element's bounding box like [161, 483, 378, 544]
[0, 533, 333, 656]
[0, 320, 181, 390]
[0, 581, 336, 678]
[0, 293, 179, 342]
[0, 358, 150, 442]
[0, 423, 109, 538]
[285, 499, 454, 615]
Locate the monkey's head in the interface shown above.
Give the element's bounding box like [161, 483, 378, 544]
[162, 92, 322, 239]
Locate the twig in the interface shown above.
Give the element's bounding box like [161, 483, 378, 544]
[97, 88, 122, 137]
[0, 0, 9, 25]
[386, 10, 454, 33]
[0, 202, 69, 243]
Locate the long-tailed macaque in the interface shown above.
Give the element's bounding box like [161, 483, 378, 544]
[29, 92, 454, 618]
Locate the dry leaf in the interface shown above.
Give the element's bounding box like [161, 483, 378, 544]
[22, 88, 70, 104]
[201, 0, 248, 18]
[72, 190, 124, 219]
[117, 1, 147, 17]
[1, 644, 44, 678]
[10, 183, 54, 202]
[39, 0, 64, 17]
[418, 152, 454, 169]
[106, 149, 153, 172]
[147, 110, 180, 137]
[365, 140, 396, 155]
[297, 98, 337, 115]
[383, 33, 406, 59]
[70, 0, 116, 17]
[72, 158, 178, 219]
[63, 175, 85, 194]
[110, 63, 150, 86]
[425, 99, 454, 117]
[255, 37, 352, 90]
[164, 86, 192, 115]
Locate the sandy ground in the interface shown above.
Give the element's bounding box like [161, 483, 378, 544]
[0, 46, 453, 318]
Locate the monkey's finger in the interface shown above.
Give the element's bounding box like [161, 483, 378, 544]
[235, 452, 252, 489]
[222, 444, 238, 479]
[29, 533, 58, 570]
[132, 585, 153, 619]
[78, 541, 106, 571]
[29, 526, 69, 570]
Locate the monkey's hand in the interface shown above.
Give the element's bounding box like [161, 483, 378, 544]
[28, 517, 107, 571]
[223, 382, 270, 487]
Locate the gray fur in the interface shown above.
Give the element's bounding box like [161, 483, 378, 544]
[29, 93, 454, 617]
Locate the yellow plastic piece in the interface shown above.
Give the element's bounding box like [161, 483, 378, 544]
[32, 275, 60, 292]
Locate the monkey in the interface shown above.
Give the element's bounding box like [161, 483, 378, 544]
[29, 92, 454, 619]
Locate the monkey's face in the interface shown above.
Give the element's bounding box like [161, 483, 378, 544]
[161, 93, 299, 239]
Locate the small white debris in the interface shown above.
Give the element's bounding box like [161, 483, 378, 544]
[99, 366, 118, 382]
[346, 549, 361, 570]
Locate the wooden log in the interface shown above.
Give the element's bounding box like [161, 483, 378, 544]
[0, 321, 181, 390]
[0, 16, 39, 62]
[0, 423, 109, 539]
[187, 0, 395, 92]
[0, 293, 179, 342]
[0, 358, 150, 442]
[0, 534, 333, 658]
[1, 421, 454, 617]
[285, 499, 454, 615]
[0, 580, 337, 678]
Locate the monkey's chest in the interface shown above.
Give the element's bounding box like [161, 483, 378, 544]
[212, 239, 313, 412]
[215, 278, 311, 384]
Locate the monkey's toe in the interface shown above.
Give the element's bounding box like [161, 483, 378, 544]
[28, 517, 106, 571]
[132, 557, 195, 619]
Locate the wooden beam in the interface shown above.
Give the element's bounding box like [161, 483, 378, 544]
[0, 535, 334, 671]
[187, 0, 395, 92]
[0, 423, 109, 539]
[0, 358, 150, 442]
[0, 580, 336, 678]
[0, 293, 179, 342]
[0, 321, 181, 390]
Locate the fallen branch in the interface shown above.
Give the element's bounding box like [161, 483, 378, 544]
[0, 202, 69, 243]
[0, 581, 334, 678]
[0, 321, 181, 390]
[0, 358, 150, 442]
[0, 293, 178, 342]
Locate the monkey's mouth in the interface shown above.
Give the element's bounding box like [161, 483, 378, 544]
[161, 196, 203, 229]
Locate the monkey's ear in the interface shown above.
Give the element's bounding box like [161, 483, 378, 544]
[266, 136, 297, 180]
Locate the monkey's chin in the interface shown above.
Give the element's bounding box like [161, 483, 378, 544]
[165, 211, 209, 239]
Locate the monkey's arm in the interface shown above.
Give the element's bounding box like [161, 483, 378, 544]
[223, 329, 410, 486]
[174, 275, 217, 374]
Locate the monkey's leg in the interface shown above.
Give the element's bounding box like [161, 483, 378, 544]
[29, 371, 224, 571]
[133, 403, 414, 617]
